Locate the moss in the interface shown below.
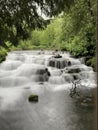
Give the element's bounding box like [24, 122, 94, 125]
[28, 94, 38, 102]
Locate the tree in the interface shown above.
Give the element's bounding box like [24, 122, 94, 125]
[30, 30, 40, 46]
[38, 17, 63, 49]
[0, 0, 74, 48]
[61, 0, 96, 57]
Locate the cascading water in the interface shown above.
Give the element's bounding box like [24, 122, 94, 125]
[0, 50, 96, 130]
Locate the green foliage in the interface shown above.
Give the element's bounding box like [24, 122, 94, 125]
[65, 36, 86, 57]
[86, 57, 96, 68]
[17, 40, 33, 50]
[30, 30, 40, 46]
[17, 17, 63, 50]
[0, 0, 74, 48]
[39, 17, 63, 49]
[61, 0, 96, 58]
[0, 47, 7, 63]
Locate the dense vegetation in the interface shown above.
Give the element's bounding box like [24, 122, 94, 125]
[0, 0, 74, 48]
[0, 0, 96, 70]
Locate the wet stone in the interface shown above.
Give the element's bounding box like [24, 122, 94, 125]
[54, 54, 62, 58]
[68, 68, 81, 73]
[48, 58, 68, 69]
[28, 95, 38, 102]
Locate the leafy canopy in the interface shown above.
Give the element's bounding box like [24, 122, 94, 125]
[0, 0, 74, 47]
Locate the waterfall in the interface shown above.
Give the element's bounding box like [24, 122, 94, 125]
[0, 50, 96, 130]
[0, 50, 96, 89]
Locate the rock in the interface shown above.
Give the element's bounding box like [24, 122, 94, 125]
[28, 95, 38, 102]
[54, 54, 62, 58]
[68, 61, 71, 66]
[39, 82, 44, 85]
[73, 74, 78, 80]
[45, 68, 51, 76]
[48, 58, 68, 69]
[36, 69, 46, 75]
[68, 68, 81, 73]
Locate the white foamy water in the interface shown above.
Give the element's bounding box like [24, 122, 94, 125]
[0, 50, 96, 130]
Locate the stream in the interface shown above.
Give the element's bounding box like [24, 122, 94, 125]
[0, 50, 97, 130]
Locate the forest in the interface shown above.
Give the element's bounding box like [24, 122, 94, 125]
[0, 0, 96, 70]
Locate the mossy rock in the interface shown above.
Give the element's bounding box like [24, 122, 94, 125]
[28, 95, 38, 102]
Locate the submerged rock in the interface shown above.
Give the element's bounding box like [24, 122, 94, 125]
[28, 95, 38, 102]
